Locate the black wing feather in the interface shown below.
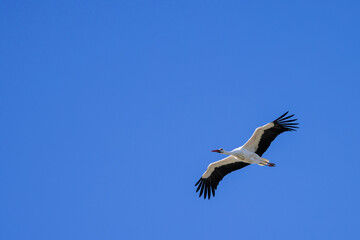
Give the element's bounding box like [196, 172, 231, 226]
[255, 111, 298, 157]
[194, 162, 249, 199]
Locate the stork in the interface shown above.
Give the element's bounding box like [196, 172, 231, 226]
[195, 111, 298, 199]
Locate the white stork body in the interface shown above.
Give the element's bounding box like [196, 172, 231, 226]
[201, 149, 267, 179]
[195, 112, 298, 199]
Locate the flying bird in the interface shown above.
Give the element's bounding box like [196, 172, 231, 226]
[195, 111, 298, 199]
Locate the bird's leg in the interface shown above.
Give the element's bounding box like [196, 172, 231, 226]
[266, 162, 276, 167]
[250, 155, 265, 166]
[261, 157, 269, 165]
[258, 157, 275, 167]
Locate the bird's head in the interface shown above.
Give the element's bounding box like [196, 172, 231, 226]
[211, 148, 224, 153]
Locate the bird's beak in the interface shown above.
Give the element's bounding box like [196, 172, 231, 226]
[211, 150, 221, 153]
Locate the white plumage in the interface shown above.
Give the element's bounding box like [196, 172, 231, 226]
[195, 111, 298, 199]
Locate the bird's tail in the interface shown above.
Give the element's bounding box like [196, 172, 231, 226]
[260, 158, 269, 166]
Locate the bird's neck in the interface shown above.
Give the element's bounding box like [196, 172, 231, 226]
[222, 150, 233, 155]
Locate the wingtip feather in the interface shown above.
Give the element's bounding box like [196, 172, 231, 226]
[275, 111, 289, 121]
[195, 178, 201, 187]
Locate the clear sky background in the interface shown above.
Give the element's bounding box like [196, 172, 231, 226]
[1, 1, 360, 239]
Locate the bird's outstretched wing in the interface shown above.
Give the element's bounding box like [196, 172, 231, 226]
[242, 111, 298, 157]
[195, 156, 249, 199]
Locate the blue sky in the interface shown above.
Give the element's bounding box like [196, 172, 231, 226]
[1, 1, 360, 239]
